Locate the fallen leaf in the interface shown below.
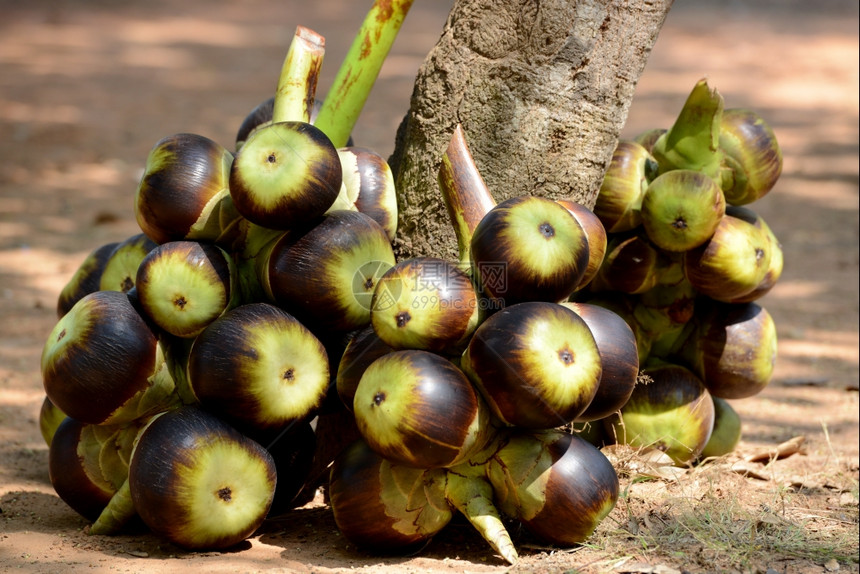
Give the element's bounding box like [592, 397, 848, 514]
[756, 511, 783, 527]
[839, 492, 858, 507]
[730, 460, 771, 480]
[603, 446, 687, 481]
[616, 563, 681, 574]
[745, 436, 806, 463]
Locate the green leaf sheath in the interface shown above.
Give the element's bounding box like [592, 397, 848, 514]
[314, 0, 415, 147]
[89, 478, 135, 535]
[444, 471, 518, 565]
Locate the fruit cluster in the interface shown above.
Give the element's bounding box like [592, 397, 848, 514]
[36, 6, 783, 563]
[40, 94, 402, 552]
[36, 8, 630, 559]
[327, 124, 635, 564]
[573, 78, 783, 466]
[37, 14, 415, 553]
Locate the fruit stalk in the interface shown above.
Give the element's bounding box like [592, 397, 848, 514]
[651, 78, 724, 180]
[444, 468, 518, 565]
[226, 27, 330, 303]
[314, 0, 415, 147]
[271, 26, 326, 124]
[89, 477, 135, 535]
[88, 415, 159, 535]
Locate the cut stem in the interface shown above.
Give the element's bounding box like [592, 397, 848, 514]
[272, 26, 326, 124]
[314, 0, 415, 147]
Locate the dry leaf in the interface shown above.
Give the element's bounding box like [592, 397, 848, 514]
[756, 511, 783, 527]
[745, 435, 806, 463]
[616, 562, 681, 574]
[627, 518, 640, 535]
[731, 460, 771, 480]
[603, 445, 687, 481]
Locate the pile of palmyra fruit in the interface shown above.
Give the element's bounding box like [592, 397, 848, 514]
[37, 1, 781, 565]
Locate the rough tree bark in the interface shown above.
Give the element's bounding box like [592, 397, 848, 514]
[389, 0, 674, 262]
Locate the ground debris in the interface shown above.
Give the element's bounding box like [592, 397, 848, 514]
[602, 445, 687, 481]
[614, 561, 682, 574]
[744, 436, 807, 463]
[730, 460, 771, 480]
[123, 549, 149, 558]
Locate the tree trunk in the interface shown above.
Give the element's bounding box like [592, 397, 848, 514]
[389, 0, 674, 261]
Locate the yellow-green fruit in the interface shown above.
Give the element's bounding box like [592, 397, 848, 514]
[188, 302, 330, 434]
[719, 108, 783, 205]
[562, 302, 639, 422]
[128, 405, 277, 550]
[264, 210, 396, 335]
[49, 417, 118, 521]
[461, 301, 602, 429]
[353, 349, 492, 469]
[332, 146, 398, 241]
[135, 240, 236, 338]
[590, 232, 660, 295]
[684, 212, 772, 302]
[135, 132, 234, 245]
[370, 257, 479, 355]
[470, 195, 590, 305]
[486, 430, 618, 547]
[725, 205, 784, 303]
[700, 396, 742, 459]
[557, 199, 608, 291]
[608, 361, 715, 466]
[594, 140, 656, 233]
[41, 290, 163, 426]
[38, 395, 67, 447]
[329, 439, 452, 552]
[56, 241, 118, 318]
[335, 324, 394, 410]
[680, 301, 777, 400]
[641, 169, 725, 252]
[229, 121, 341, 230]
[98, 233, 158, 294]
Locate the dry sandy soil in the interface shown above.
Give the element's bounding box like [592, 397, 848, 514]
[0, 1, 857, 573]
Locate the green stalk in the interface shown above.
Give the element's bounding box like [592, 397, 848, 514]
[272, 25, 326, 124]
[89, 478, 135, 535]
[444, 469, 518, 565]
[89, 412, 167, 536]
[314, 0, 415, 147]
[227, 27, 325, 303]
[651, 78, 724, 180]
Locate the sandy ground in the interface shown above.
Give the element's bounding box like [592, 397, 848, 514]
[0, 1, 857, 573]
